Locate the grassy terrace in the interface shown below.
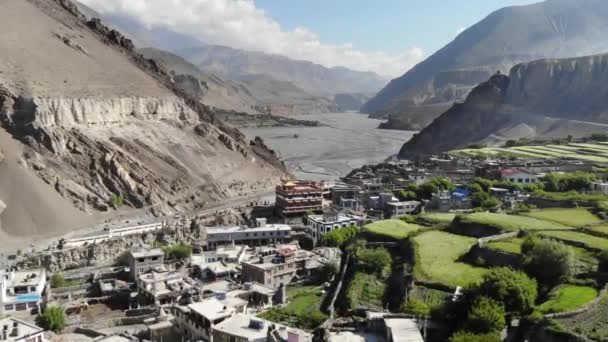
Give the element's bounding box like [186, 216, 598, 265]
[538, 285, 599, 314]
[258, 285, 326, 330]
[459, 212, 572, 232]
[558, 295, 608, 340]
[485, 237, 526, 255]
[521, 208, 601, 228]
[363, 219, 421, 240]
[346, 272, 387, 310]
[413, 231, 487, 287]
[540, 230, 608, 250]
[419, 212, 456, 224]
[587, 224, 608, 236]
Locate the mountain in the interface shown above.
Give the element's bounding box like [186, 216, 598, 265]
[178, 45, 388, 96]
[364, 0, 608, 129]
[333, 93, 373, 112]
[399, 53, 608, 158]
[0, 0, 286, 237]
[139, 48, 337, 116]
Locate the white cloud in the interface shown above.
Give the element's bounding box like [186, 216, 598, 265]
[79, 0, 423, 77]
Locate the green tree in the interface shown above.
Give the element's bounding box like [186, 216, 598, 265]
[476, 267, 537, 315]
[450, 331, 501, 342]
[397, 190, 418, 201]
[357, 247, 391, 274]
[322, 226, 358, 247]
[111, 194, 124, 208]
[163, 243, 193, 260]
[401, 298, 430, 316]
[465, 296, 506, 334]
[41, 306, 66, 333]
[521, 237, 574, 288]
[50, 273, 77, 288]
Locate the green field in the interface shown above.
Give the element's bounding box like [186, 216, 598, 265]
[364, 219, 421, 240]
[459, 212, 572, 232]
[538, 285, 599, 314]
[451, 143, 608, 164]
[485, 237, 525, 255]
[413, 231, 487, 287]
[587, 224, 608, 236]
[419, 212, 456, 224]
[521, 208, 601, 228]
[258, 285, 327, 330]
[540, 230, 608, 250]
[346, 272, 387, 310]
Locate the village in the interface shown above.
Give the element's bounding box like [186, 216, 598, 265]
[3, 144, 608, 342]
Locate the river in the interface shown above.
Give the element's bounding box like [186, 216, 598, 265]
[243, 112, 415, 181]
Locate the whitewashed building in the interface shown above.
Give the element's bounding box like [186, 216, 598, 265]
[0, 269, 46, 315]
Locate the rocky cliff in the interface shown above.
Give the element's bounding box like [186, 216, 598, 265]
[0, 0, 286, 238]
[365, 0, 608, 129]
[399, 53, 608, 158]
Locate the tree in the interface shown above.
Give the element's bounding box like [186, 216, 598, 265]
[41, 306, 66, 333]
[50, 273, 77, 289]
[322, 226, 358, 247]
[521, 237, 574, 288]
[163, 243, 193, 260]
[357, 247, 391, 274]
[450, 331, 501, 342]
[465, 296, 506, 334]
[397, 190, 418, 201]
[476, 267, 537, 315]
[111, 194, 124, 208]
[401, 298, 430, 316]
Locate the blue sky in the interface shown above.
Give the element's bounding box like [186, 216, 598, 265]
[257, 0, 540, 55]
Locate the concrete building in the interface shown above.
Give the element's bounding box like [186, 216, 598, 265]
[128, 248, 164, 281]
[501, 168, 539, 184]
[0, 269, 46, 315]
[136, 269, 194, 305]
[306, 212, 360, 242]
[241, 246, 313, 289]
[206, 225, 292, 249]
[0, 317, 45, 341]
[275, 181, 323, 216]
[331, 182, 361, 204]
[385, 201, 421, 218]
[173, 297, 239, 342]
[591, 181, 608, 194]
[212, 314, 312, 342]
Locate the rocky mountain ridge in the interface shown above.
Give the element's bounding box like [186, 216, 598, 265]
[0, 0, 286, 237]
[399, 53, 608, 158]
[365, 0, 608, 129]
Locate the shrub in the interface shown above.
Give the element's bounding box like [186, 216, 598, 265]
[357, 247, 391, 274]
[111, 194, 124, 208]
[476, 267, 537, 315]
[50, 274, 78, 289]
[450, 331, 501, 342]
[521, 237, 574, 288]
[40, 306, 66, 333]
[322, 225, 358, 247]
[465, 296, 506, 334]
[401, 298, 429, 316]
[163, 243, 192, 260]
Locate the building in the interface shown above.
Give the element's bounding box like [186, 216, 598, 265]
[128, 247, 164, 281]
[306, 212, 360, 242]
[173, 297, 239, 342]
[331, 182, 361, 204]
[0, 269, 46, 315]
[212, 314, 312, 342]
[385, 201, 421, 218]
[501, 168, 539, 184]
[0, 317, 45, 341]
[275, 181, 323, 216]
[192, 245, 250, 281]
[206, 225, 292, 249]
[338, 198, 361, 211]
[241, 246, 313, 289]
[136, 269, 194, 305]
[591, 181, 608, 194]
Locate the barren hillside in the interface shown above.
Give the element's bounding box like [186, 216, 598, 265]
[0, 0, 286, 238]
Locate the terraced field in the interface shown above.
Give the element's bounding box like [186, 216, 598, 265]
[538, 285, 599, 314]
[521, 208, 601, 228]
[412, 231, 487, 287]
[451, 143, 608, 164]
[363, 219, 421, 240]
[540, 230, 608, 251]
[459, 212, 572, 232]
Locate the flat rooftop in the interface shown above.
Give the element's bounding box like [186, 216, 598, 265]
[213, 314, 311, 341]
[189, 298, 235, 321]
[130, 248, 164, 259]
[0, 317, 43, 340]
[0, 269, 45, 286]
[207, 224, 291, 235]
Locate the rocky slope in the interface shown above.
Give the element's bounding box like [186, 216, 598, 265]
[399, 53, 608, 158]
[0, 0, 286, 238]
[139, 48, 338, 116]
[178, 45, 388, 97]
[365, 0, 608, 129]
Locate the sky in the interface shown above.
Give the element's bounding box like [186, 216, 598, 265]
[80, 0, 541, 78]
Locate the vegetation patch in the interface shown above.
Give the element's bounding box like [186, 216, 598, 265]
[363, 219, 421, 240]
[557, 294, 608, 340]
[258, 286, 327, 330]
[413, 231, 487, 287]
[459, 212, 571, 232]
[537, 285, 598, 314]
[521, 208, 601, 228]
[485, 238, 525, 255]
[346, 272, 387, 310]
[419, 212, 456, 224]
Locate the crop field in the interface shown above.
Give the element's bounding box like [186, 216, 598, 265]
[363, 219, 421, 240]
[587, 224, 608, 236]
[540, 230, 608, 250]
[451, 143, 608, 164]
[538, 285, 598, 314]
[413, 231, 487, 287]
[521, 208, 601, 228]
[459, 212, 572, 232]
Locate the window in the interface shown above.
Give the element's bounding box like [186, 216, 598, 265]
[278, 266, 284, 270]
[151, 256, 159, 261]
[30, 286, 37, 293]
[518, 178, 523, 183]
[138, 258, 145, 263]
[16, 303, 27, 311]
[14, 286, 28, 295]
[28, 302, 38, 308]
[4, 304, 13, 311]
